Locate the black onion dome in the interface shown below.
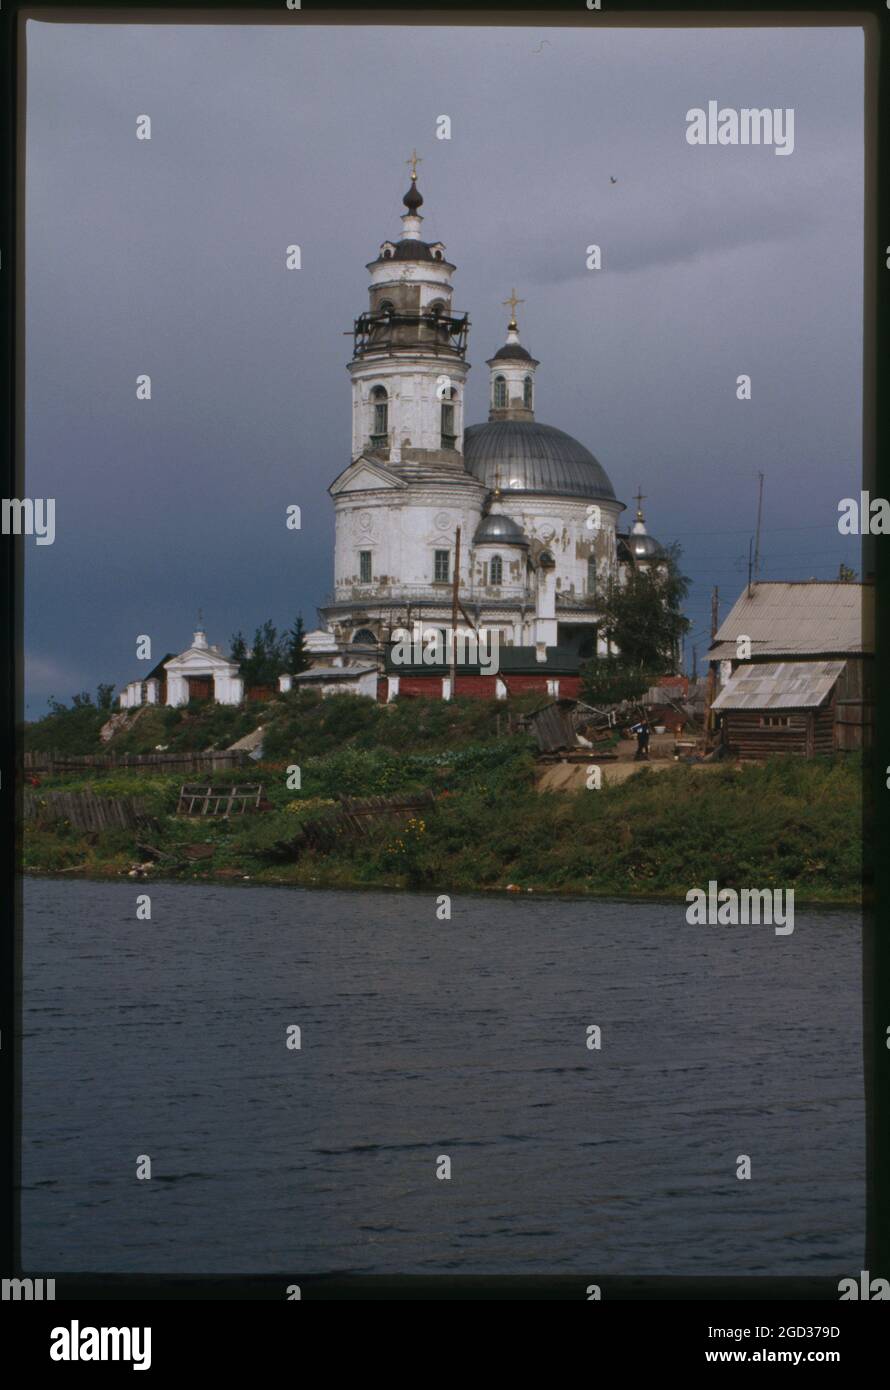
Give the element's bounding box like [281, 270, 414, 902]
[490, 341, 536, 363]
[403, 179, 423, 212]
[464, 420, 616, 501]
[389, 239, 435, 261]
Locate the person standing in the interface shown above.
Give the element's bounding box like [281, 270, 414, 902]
[629, 717, 651, 761]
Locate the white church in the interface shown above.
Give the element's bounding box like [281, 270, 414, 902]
[317, 157, 663, 665]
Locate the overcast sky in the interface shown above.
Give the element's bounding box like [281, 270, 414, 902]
[24, 20, 864, 712]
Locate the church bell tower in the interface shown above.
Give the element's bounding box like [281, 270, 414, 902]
[347, 154, 471, 466]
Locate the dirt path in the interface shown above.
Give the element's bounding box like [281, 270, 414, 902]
[535, 738, 724, 792]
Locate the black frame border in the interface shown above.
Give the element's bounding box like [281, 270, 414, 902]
[1, 0, 885, 1304]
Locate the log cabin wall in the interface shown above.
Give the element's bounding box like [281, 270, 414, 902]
[722, 710, 810, 759]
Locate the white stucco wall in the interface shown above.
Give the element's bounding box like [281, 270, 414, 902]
[333, 482, 486, 597]
[350, 356, 469, 462]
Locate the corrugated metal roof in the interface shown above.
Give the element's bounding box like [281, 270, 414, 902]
[712, 660, 845, 712]
[710, 582, 872, 657]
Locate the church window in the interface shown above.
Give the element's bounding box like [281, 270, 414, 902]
[493, 375, 507, 409]
[440, 388, 457, 448]
[352, 628, 377, 645]
[587, 555, 598, 596]
[359, 550, 372, 583]
[370, 386, 388, 446]
[490, 554, 503, 586]
[434, 549, 450, 583]
[523, 376, 533, 409]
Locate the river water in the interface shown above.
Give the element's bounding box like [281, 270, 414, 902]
[21, 878, 864, 1275]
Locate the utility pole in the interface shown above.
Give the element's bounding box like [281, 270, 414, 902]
[746, 537, 754, 598]
[449, 526, 461, 699]
[753, 471, 765, 582]
[705, 584, 719, 735]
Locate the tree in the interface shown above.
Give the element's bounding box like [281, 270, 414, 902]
[96, 683, 116, 711]
[230, 631, 248, 664]
[241, 620, 287, 687]
[285, 614, 311, 674]
[597, 545, 689, 672]
[580, 659, 650, 707]
[838, 563, 857, 583]
[580, 545, 690, 704]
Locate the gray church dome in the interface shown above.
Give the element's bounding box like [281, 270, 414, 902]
[619, 532, 664, 561]
[473, 513, 530, 547]
[464, 420, 616, 501]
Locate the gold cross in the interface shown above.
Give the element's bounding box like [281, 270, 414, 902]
[406, 148, 422, 179]
[503, 288, 524, 325]
[633, 487, 646, 515]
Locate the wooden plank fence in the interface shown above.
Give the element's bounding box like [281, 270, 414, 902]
[24, 789, 158, 833]
[24, 749, 250, 775]
[177, 783, 264, 816]
[268, 790, 436, 858]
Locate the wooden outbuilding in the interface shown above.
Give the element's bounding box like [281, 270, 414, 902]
[711, 659, 868, 759]
[708, 581, 873, 755]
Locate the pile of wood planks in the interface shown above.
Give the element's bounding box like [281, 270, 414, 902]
[267, 789, 436, 858]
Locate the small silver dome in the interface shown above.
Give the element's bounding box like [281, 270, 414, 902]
[473, 513, 529, 547]
[619, 532, 665, 561]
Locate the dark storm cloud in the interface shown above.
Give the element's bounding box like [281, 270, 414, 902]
[23, 21, 864, 710]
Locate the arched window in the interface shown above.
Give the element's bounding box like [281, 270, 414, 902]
[523, 375, 533, 409]
[440, 387, 457, 448]
[587, 555, 598, 596]
[352, 628, 377, 646]
[490, 554, 503, 586]
[377, 300, 394, 318]
[493, 375, 507, 409]
[370, 386, 388, 446]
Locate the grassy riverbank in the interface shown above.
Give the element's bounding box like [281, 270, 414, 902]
[22, 709, 864, 902]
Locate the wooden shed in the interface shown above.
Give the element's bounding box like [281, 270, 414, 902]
[711, 659, 870, 759]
